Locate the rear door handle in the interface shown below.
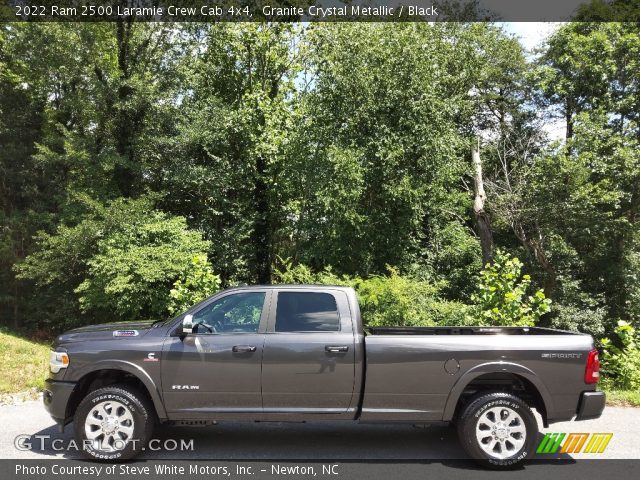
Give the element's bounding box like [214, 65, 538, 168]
[232, 345, 257, 353]
[325, 345, 349, 353]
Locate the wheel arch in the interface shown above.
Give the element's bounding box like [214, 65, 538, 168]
[443, 362, 553, 426]
[66, 361, 167, 421]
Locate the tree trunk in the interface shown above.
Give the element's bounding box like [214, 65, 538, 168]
[565, 97, 574, 142]
[253, 154, 271, 283]
[472, 140, 494, 266]
[513, 224, 557, 299]
[12, 278, 20, 330]
[113, 20, 137, 197]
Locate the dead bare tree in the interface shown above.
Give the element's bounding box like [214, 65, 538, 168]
[472, 138, 494, 266]
[485, 133, 557, 298]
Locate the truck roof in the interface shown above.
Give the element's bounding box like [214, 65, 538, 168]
[224, 284, 355, 292]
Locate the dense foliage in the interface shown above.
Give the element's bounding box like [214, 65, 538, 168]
[14, 197, 210, 328]
[600, 321, 640, 391]
[1, 16, 639, 376]
[168, 255, 222, 316]
[273, 259, 470, 327]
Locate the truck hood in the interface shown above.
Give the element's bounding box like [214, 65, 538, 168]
[56, 320, 158, 343]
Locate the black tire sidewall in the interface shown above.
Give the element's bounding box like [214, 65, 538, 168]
[458, 393, 538, 469]
[74, 386, 153, 461]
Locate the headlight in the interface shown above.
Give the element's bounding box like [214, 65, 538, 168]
[49, 351, 69, 373]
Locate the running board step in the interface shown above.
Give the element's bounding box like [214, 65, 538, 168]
[168, 420, 216, 427]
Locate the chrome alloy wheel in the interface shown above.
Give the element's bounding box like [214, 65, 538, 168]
[84, 400, 135, 452]
[475, 406, 526, 459]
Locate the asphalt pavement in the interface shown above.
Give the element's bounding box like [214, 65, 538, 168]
[1, 400, 638, 461]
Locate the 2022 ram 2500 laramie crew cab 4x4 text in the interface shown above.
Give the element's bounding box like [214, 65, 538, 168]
[44, 285, 605, 468]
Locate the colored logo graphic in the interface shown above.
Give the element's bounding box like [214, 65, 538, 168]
[537, 433, 613, 454]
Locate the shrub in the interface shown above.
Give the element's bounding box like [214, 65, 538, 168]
[74, 212, 210, 320]
[600, 320, 640, 391]
[468, 250, 551, 327]
[273, 258, 469, 327]
[17, 197, 211, 325]
[353, 267, 469, 327]
[273, 257, 351, 286]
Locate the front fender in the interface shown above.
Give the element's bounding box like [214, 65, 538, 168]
[441, 361, 554, 422]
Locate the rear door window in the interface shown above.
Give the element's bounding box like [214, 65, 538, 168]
[275, 292, 340, 332]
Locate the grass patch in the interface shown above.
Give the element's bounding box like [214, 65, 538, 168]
[603, 388, 640, 407]
[0, 329, 50, 394]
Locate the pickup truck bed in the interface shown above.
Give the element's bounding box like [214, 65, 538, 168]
[362, 326, 594, 423]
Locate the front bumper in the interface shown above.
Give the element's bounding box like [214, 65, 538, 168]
[43, 379, 76, 429]
[576, 391, 605, 421]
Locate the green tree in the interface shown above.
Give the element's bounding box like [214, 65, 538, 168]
[287, 23, 482, 279]
[530, 22, 640, 327]
[152, 24, 301, 284]
[0, 25, 56, 329]
[0, 23, 186, 329]
[2, 20, 640, 344]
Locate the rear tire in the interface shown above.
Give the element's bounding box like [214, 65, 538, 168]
[74, 385, 154, 461]
[456, 392, 538, 469]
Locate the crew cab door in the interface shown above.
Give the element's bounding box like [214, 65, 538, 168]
[161, 290, 270, 416]
[261, 289, 356, 414]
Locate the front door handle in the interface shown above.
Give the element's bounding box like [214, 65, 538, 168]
[325, 345, 349, 353]
[232, 345, 257, 353]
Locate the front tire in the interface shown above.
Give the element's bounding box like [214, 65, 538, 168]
[456, 392, 538, 469]
[74, 385, 154, 461]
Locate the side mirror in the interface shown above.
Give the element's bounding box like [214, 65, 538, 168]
[182, 314, 194, 334]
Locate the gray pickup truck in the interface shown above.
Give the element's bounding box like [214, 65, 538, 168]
[44, 285, 604, 468]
